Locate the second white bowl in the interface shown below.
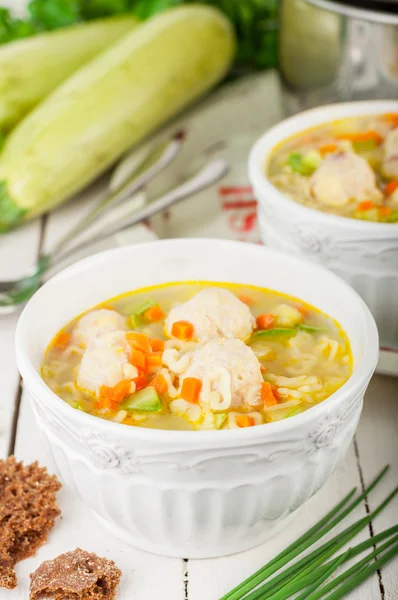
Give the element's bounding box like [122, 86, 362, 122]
[249, 101, 398, 350]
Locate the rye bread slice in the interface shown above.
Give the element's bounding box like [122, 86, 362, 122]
[0, 456, 61, 589]
[30, 548, 122, 600]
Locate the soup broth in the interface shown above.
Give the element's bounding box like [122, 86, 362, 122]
[268, 113, 398, 222]
[41, 282, 352, 431]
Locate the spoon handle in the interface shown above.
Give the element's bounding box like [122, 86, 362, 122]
[50, 158, 228, 266]
[50, 131, 184, 257]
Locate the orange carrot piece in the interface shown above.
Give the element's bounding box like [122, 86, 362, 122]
[319, 143, 337, 155]
[180, 377, 202, 403]
[134, 371, 148, 391]
[53, 331, 70, 350]
[256, 313, 275, 330]
[98, 379, 131, 410]
[149, 338, 165, 352]
[238, 294, 253, 305]
[151, 373, 168, 395]
[379, 206, 392, 218]
[357, 200, 374, 212]
[236, 415, 255, 428]
[297, 305, 309, 317]
[338, 130, 383, 144]
[144, 305, 165, 322]
[385, 113, 398, 127]
[261, 382, 278, 407]
[125, 332, 152, 353]
[129, 348, 147, 371]
[385, 181, 398, 196]
[147, 354, 163, 374]
[171, 320, 194, 340]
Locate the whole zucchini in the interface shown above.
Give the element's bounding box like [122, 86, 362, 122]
[0, 16, 138, 132]
[0, 5, 235, 231]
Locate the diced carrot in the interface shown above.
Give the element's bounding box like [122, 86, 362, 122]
[385, 113, 398, 127]
[53, 331, 71, 350]
[256, 313, 275, 330]
[171, 320, 194, 340]
[238, 294, 253, 305]
[261, 382, 278, 407]
[385, 181, 398, 196]
[129, 348, 147, 371]
[357, 200, 374, 212]
[144, 305, 165, 322]
[98, 379, 131, 410]
[134, 371, 148, 391]
[125, 332, 152, 353]
[260, 364, 266, 373]
[151, 373, 168, 395]
[338, 130, 383, 144]
[180, 377, 202, 404]
[379, 206, 392, 218]
[149, 338, 165, 352]
[297, 305, 309, 317]
[319, 143, 337, 155]
[147, 354, 163, 374]
[236, 415, 255, 428]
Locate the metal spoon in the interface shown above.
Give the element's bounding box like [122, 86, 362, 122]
[0, 157, 228, 311]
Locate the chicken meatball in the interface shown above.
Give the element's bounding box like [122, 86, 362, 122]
[165, 288, 255, 343]
[310, 151, 382, 207]
[77, 331, 137, 397]
[383, 128, 398, 179]
[180, 338, 263, 410]
[72, 309, 127, 348]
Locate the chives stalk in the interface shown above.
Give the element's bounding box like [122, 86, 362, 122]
[266, 525, 398, 600]
[219, 487, 358, 600]
[321, 541, 398, 600]
[305, 534, 398, 600]
[293, 552, 349, 600]
[244, 485, 398, 600]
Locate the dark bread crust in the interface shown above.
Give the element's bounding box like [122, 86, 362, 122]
[0, 456, 61, 589]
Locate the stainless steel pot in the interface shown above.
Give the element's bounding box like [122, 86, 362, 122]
[279, 0, 398, 115]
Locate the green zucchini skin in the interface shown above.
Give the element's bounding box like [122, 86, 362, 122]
[0, 6, 235, 231]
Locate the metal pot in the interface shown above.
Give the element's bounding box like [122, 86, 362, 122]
[279, 0, 398, 115]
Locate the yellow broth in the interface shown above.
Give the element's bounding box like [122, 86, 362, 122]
[41, 282, 352, 431]
[267, 113, 398, 222]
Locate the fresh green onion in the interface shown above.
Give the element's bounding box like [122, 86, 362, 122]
[122, 387, 162, 413]
[220, 466, 390, 600]
[284, 407, 302, 418]
[320, 540, 398, 600]
[385, 211, 398, 223]
[288, 152, 315, 176]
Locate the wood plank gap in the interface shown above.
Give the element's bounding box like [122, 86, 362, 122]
[353, 436, 386, 600]
[7, 379, 23, 456]
[183, 558, 189, 600]
[7, 215, 48, 456]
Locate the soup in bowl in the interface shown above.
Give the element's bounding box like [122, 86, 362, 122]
[249, 101, 398, 351]
[16, 239, 378, 558]
[42, 282, 352, 431]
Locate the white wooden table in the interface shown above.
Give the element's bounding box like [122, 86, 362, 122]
[1, 2, 398, 596]
[0, 190, 397, 600]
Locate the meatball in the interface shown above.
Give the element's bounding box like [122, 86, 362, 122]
[383, 128, 398, 179]
[72, 309, 126, 348]
[165, 288, 255, 343]
[310, 151, 382, 207]
[180, 338, 263, 409]
[77, 331, 137, 397]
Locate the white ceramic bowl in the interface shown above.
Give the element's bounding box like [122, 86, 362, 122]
[249, 101, 398, 350]
[16, 239, 378, 558]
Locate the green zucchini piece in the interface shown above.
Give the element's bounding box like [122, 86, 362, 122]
[122, 387, 162, 413]
[214, 413, 227, 430]
[253, 328, 297, 340]
[298, 324, 327, 334]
